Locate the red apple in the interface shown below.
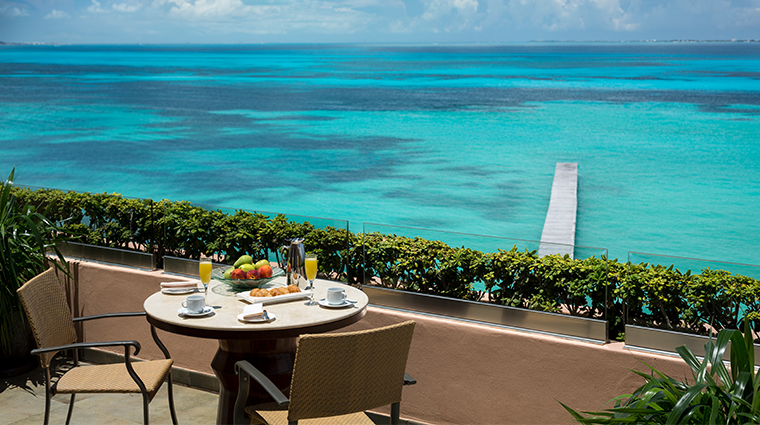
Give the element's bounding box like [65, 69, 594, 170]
[246, 269, 260, 280]
[258, 265, 273, 278]
[230, 268, 247, 279]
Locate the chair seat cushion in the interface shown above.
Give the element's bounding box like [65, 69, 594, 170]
[57, 359, 173, 396]
[248, 408, 374, 425]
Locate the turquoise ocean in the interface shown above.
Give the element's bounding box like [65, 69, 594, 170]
[1, 43, 759, 266]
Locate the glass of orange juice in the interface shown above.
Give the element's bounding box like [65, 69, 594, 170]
[304, 253, 317, 305]
[199, 257, 212, 294]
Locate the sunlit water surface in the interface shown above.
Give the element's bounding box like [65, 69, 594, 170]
[1, 43, 759, 265]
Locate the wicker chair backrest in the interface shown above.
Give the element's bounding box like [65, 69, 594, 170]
[17, 267, 78, 368]
[287, 320, 415, 422]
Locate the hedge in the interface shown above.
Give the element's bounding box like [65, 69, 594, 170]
[12, 186, 760, 340]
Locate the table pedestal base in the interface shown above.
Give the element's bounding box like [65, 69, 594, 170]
[212, 337, 297, 424]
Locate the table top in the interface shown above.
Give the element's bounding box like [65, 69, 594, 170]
[144, 277, 368, 340]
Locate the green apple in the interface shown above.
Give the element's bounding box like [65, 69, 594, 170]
[234, 255, 253, 268]
[254, 259, 270, 270]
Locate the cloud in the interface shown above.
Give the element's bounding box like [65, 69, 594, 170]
[44, 8, 70, 18]
[499, 0, 640, 33]
[399, 0, 482, 33]
[10, 0, 760, 43]
[615, 0, 760, 38]
[87, 0, 105, 13]
[127, 0, 760, 40]
[420, 0, 479, 21]
[397, 0, 643, 36]
[113, 1, 142, 12]
[0, 2, 29, 17]
[152, 0, 249, 19]
[146, 0, 388, 34]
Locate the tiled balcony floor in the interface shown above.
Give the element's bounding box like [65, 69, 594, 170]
[1, 357, 409, 425]
[1, 357, 219, 425]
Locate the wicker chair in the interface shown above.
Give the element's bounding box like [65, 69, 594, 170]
[233, 320, 416, 425]
[16, 267, 178, 425]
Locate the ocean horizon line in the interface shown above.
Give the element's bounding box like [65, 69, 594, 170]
[3, 39, 760, 47]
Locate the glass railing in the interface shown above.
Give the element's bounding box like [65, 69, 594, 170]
[159, 202, 349, 276]
[625, 252, 760, 335]
[629, 252, 760, 280]
[82, 193, 156, 253]
[23, 182, 760, 345]
[14, 185, 351, 274]
[361, 223, 610, 320]
[18, 184, 158, 254]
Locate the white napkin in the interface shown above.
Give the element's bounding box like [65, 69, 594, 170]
[242, 303, 265, 320]
[160, 280, 199, 288]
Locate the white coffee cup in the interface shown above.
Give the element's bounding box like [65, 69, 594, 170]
[182, 294, 206, 313]
[326, 287, 347, 305]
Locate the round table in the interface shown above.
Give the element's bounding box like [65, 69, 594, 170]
[143, 277, 368, 424]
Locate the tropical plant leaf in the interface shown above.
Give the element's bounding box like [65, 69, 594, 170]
[0, 169, 71, 351]
[563, 324, 760, 424]
[708, 396, 721, 424]
[560, 401, 594, 421]
[676, 345, 703, 379]
[711, 330, 734, 388]
[666, 384, 707, 424]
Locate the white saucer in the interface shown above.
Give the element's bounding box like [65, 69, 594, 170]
[177, 306, 214, 317]
[318, 299, 353, 308]
[162, 288, 196, 294]
[237, 312, 276, 323]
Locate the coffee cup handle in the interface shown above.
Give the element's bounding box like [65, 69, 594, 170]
[340, 292, 347, 303]
[181, 300, 188, 309]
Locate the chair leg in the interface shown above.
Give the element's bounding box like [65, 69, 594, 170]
[65, 349, 79, 425]
[64, 394, 76, 425]
[44, 368, 52, 425]
[167, 372, 178, 425]
[390, 402, 400, 425]
[143, 392, 150, 425]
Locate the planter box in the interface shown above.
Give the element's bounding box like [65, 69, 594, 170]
[163, 255, 200, 276]
[363, 285, 608, 343]
[57, 241, 154, 270]
[625, 324, 760, 365]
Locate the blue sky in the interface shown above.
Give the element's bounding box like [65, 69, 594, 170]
[1, 0, 759, 44]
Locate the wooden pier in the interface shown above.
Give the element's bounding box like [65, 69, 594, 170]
[538, 162, 577, 258]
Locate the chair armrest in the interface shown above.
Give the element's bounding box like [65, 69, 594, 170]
[70, 312, 173, 361]
[33, 339, 151, 397]
[73, 312, 146, 322]
[234, 361, 289, 425]
[403, 372, 416, 386]
[235, 361, 290, 406]
[31, 340, 142, 356]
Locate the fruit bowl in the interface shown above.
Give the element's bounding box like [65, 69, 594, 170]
[212, 266, 285, 290]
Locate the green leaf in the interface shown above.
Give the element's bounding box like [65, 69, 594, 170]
[666, 384, 707, 424]
[676, 345, 703, 379]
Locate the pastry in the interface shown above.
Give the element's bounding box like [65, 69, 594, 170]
[270, 287, 288, 296]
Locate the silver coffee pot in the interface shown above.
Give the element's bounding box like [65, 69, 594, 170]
[279, 238, 305, 286]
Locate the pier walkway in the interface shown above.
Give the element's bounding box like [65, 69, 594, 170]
[538, 162, 578, 259]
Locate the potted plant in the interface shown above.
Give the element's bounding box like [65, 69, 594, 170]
[0, 169, 70, 377]
[562, 319, 760, 423]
